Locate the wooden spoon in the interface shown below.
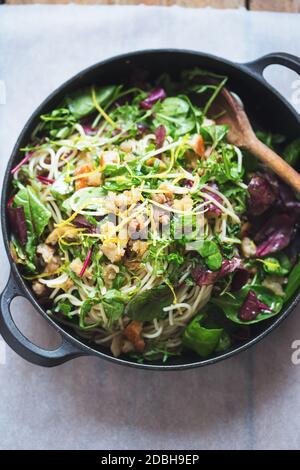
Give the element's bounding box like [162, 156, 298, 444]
[211, 87, 300, 193]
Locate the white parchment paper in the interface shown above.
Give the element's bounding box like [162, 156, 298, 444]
[0, 5, 300, 450]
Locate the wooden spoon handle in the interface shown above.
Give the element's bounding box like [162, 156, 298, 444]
[247, 138, 300, 194]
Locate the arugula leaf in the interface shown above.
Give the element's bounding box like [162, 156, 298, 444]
[256, 131, 285, 150]
[55, 301, 73, 317]
[40, 108, 76, 139]
[101, 290, 129, 325]
[112, 268, 127, 289]
[283, 138, 300, 167]
[66, 86, 118, 119]
[285, 260, 300, 302]
[14, 186, 51, 237]
[79, 299, 100, 329]
[215, 331, 231, 352]
[103, 176, 140, 192]
[212, 285, 283, 325]
[222, 184, 247, 214]
[200, 143, 242, 186]
[196, 240, 222, 271]
[125, 285, 173, 321]
[129, 345, 180, 363]
[102, 164, 128, 178]
[183, 313, 223, 357]
[200, 124, 228, 146]
[167, 252, 185, 266]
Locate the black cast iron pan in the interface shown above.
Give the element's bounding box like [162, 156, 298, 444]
[1, 49, 300, 369]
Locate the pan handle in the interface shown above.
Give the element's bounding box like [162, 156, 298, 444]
[244, 52, 300, 76]
[0, 272, 86, 367]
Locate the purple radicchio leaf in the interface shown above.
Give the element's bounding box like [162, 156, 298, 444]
[191, 266, 219, 286]
[263, 172, 300, 214]
[202, 183, 222, 217]
[155, 125, 166, 149]
[277, 180, 300, 213]
[73, 215, 96, 232]
[140, 88, 166, 110]
[231, 268, 250, 292]
[238, 290, 271, 321]
[191, 257, 241, 286]
[247, 175, 277, 216]
[219, 257, 242, 276]
[8, 206, 27, 246]
[255, 213, 296, 257]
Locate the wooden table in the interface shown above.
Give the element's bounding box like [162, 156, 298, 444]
[3, 0, 300, 12]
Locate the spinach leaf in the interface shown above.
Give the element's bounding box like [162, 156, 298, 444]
[212, 285, 283, 325]
[153, 96, 197, 137]
[13, 186, 51, 237]
[183, 313, 223, 357]
[125, 285, 173, 321]
[159, 97, 189, 115]
[285, 260, 300, 302]
[283, 138, 300, 167]
[66, 86, 118, 119]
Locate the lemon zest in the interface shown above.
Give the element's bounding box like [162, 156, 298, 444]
[91, 86, 117, 128]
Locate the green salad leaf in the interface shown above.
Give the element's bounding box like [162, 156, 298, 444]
[285, 260, 300, 302]
[283, 138, 300, 167]
[125, 285, 173, 321]
[260, 254, 291, 276]
[66, 85, 118, 118]
[183, 313, 224, 357]
[14, 186, 51, 237]
[212, 285, 283, 325]
[102, 290, 129, 325]
[79, 299, 100, 329]
[153, 95, 198, 136]
[195, 239, 222, 271]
